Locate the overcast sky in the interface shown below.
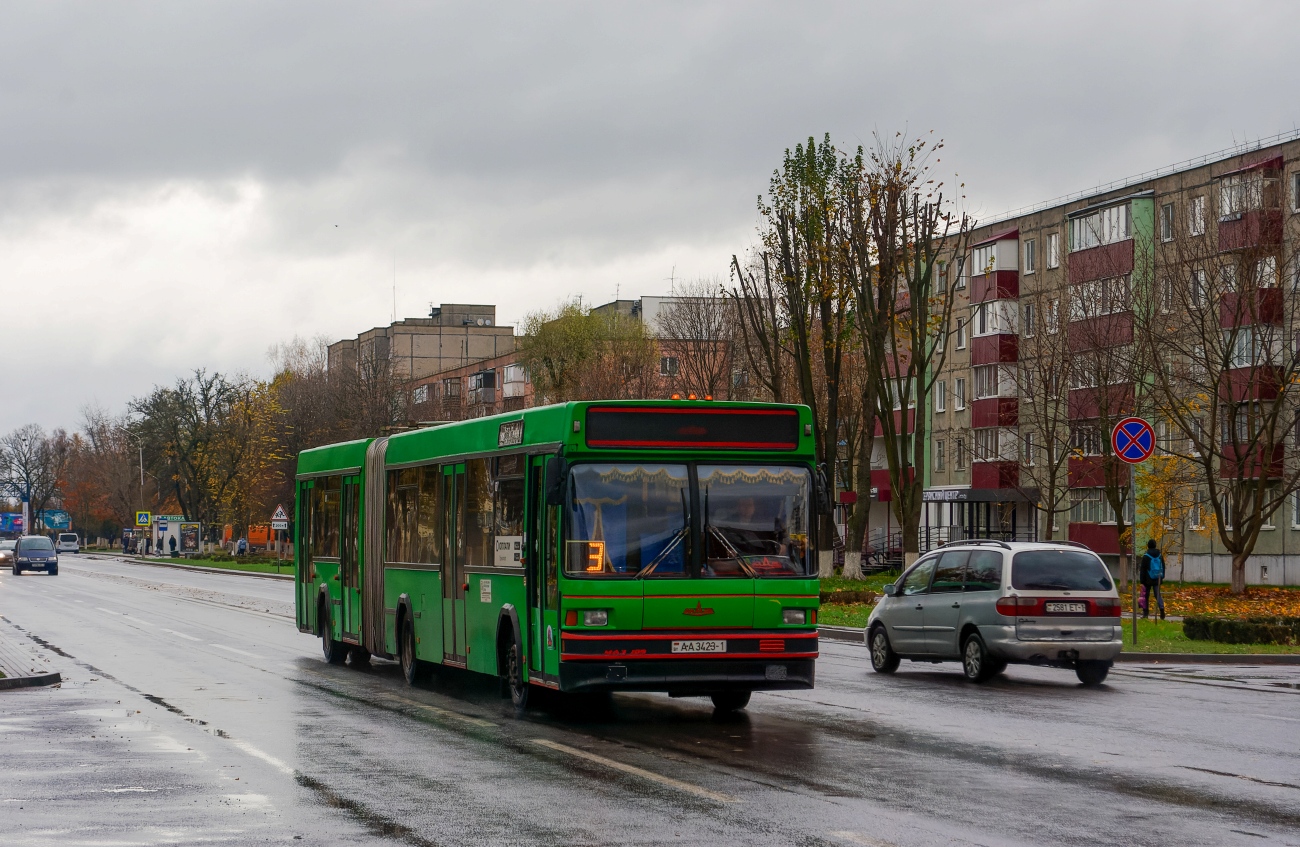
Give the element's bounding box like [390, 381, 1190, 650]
[3, 1, 1298, 434]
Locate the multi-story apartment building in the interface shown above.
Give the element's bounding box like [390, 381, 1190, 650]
[912, 131, 1300, 584]
[327, 304, 516, 383]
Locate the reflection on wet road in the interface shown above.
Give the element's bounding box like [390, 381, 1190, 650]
[1, 555, 1298, 846]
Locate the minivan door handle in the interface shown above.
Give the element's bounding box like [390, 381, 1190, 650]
[915, 604, 924, 611]
[951, 602, 961, 609]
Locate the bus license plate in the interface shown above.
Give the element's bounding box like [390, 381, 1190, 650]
[1045, 602, 1087, 614]
[671, 640, 726, 654]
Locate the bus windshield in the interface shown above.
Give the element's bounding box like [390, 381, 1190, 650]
[566, 462, 811, 578]
[700, 465, 810, 577]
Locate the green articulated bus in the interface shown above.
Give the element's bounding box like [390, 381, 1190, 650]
[294, 400, 825, 712]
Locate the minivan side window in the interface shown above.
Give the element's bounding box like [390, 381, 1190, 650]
[965, 550, 1004, 591]
[930, 551, 968, 593]
[900, 559, 937, 596]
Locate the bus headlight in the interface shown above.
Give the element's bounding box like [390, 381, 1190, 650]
[782, 609, 807, 625]
[583, 610, 609, 627]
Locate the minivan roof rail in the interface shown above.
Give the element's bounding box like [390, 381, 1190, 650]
[939, 538, 1011, 550]
[1045, 540, 1092, 549]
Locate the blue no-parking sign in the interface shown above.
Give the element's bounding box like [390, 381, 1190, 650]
[1112, 417, 1155, 464]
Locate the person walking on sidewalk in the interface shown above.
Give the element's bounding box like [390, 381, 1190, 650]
[1139, 539, 1166, 620]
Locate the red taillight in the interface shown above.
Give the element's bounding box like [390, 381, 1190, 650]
[1090, 597, 1122, 617]
[995, 596, 1035, 616]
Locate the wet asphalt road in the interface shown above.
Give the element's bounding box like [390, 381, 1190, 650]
[1, 555, 1298, 847]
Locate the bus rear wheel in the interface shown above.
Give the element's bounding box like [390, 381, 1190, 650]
[710, 691, 751, 712]
[320, 601, 347, 665]
[400, 619, 427, 685]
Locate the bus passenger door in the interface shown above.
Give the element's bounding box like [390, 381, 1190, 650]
[527, 456, 559, 675]
[443, 465, 467, 663]
[340, 476, 362, 641]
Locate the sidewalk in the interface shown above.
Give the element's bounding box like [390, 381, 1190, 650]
[0, 616, 61, 690]
[82, 553, 294, 582]
[816, 625, 1300, 665]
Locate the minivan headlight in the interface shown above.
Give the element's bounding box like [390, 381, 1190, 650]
[582, 609, 609, 626]
[782, 609, 807, 625]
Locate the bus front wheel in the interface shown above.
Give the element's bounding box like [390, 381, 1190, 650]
[505, 637, 529, 714]
[710, 691, 751, 712]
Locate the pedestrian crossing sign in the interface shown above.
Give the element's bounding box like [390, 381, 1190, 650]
[135, 511, 151, 526]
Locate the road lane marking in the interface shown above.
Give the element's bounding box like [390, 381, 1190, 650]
[228, 738, 294, 775]
[829, 833, 898, 847]
[382, 693, 496, 728]
[1253, 712, 1300, 723]
[161, 628, 201, 642]
[96, 607, 156, 627]
[210, 644, 264, 659]
[531, 738, 736, 803]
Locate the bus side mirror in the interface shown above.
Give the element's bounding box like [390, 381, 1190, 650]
[545, 456, 568, 507]
[815, 465, 832, 516]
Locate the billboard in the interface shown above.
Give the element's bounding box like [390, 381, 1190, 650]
[0, 513, 23, 534]
[38, 510, 71, 530]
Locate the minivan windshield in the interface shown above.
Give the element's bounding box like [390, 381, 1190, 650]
[21, 537, 55, 552]
[1012, 550, 1113, 591]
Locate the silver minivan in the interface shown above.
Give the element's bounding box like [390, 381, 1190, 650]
[865, 540, 1122, 685]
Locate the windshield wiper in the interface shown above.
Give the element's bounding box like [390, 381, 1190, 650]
[637, 526, 688, 578]
[1022, 582, 1074, 590]
[705, 525, 756, 577]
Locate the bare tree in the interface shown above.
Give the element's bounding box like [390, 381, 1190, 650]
[0, 424, 70, 531]
[655, 277, 735, 400]
[1140, 174, 1300, 593]
[729, 250, 790, 403]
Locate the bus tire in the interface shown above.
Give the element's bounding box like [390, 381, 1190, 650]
[320, 600, 347, 665]
[710, 690, 750, 712]
[399, 618, 427, 685]
[505, 636, 529, 714]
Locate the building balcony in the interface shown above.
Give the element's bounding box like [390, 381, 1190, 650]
[1219, 443, 1283, 479]
[1219, 287, 1283, 328]
[1218, 209, 1282, 252]
[971, 460, 1019, 490]
[1068, 312, 1133, 352]
[972, 397, 1018, 428]
[1068, 456, 1128, 488]
[970, 333, 1018, 365]
[1067, 384, 1134, 420]
[874, 409, 915, 437]
[971, 271, 1019, 304]
[1218, 366, 1282, 403]
[1068, 522, 1122, 555]
[1069, 240, 1134, 284]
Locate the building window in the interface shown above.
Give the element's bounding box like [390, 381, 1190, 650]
[1191, 269, 1208, 307]
[936, 261, 948, 293]
[973, 244, 996, 275]
[1190, 491, 1205, 529]
[973, 428, 998, 462]
[974, 365, 1013, 400]
[412, 384, 429, 404]
[1070, 489, 1103, 524]
[934, 440, 946, 472]
[1023, 431, 1035, 466]
[660, 356, 679, 376]
[1046, 299, 1060, 334]
[1070, 425, 1102, 456]
[1159, 276, 1173, 314]
[1047, 232, 1060, 269]
[935, 380, 947, 412]
[955, 438, 967, 470]
[1023, 239, 1036, 275]
[1293, 491, 1300, 528]
[955, 319, 967, 350]
[1222, 261, 1238, 292]
[973, 300, 1016, 337]
[1023, 302, 1035, 337]
[954, 378, 967, 410]
[1160, 202, 1174, 242]
[1219, 170, 1279, 220]
[1069, 203, 1129, 252]
[1254, 255, 1278, 288]
[1293, 172, 1300, 213]
[1068, 275, 1131, 321]
[1189, 195, 1206, 236]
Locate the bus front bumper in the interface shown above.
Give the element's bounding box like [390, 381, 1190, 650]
[558, 658, 815, 694]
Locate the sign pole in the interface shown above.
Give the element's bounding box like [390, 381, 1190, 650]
[1111, 416, 1154, 649]
[1131, 469, 1138, 646]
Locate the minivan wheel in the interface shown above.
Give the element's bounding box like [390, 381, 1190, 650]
[961, 633, 995, 682]
[869, 627, 900, 673]
[1076, 660, 1111, 686]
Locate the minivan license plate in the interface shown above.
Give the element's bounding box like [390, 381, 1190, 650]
[671, 640, 726, 654]
[1045, 602, 1087, 614]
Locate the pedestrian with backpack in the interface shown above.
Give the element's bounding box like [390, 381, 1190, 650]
[1139, 538, 1166, 619]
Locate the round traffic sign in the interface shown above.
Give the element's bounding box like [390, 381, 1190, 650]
[1112, 417, 1155, 464]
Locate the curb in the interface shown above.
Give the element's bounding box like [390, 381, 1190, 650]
[816, 626, 1300, 664]
[0, 671, 62, 691]
[81, 554, 294, 582]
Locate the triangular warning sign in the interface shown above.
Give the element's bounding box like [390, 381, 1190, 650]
[272, 504, 289, 521]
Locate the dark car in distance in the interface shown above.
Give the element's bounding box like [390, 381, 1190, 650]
[12, 535, 58, 575]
